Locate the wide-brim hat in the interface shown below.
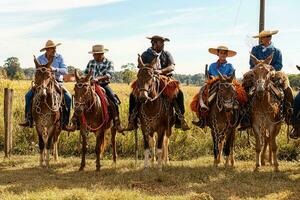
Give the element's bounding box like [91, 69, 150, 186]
[252, 30, 279, 38]
[40, 40, 61, 52]
[146, 35, 170, 42]
[88, 44, 109, 54]
[208, 45, 237, 57]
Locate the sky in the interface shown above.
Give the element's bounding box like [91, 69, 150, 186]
[0, 0, 299, 77]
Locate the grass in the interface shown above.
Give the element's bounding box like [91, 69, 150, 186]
[0, 153, 299, 200]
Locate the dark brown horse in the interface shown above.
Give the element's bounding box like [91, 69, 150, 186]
[74, 70, 117, 171]
[32, 56, 62, 168]
[205, 73, 240, 167]
[135, 55, 174, 170]
[248, 54, 283, 172]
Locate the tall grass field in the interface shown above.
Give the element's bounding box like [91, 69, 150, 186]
[0, 79, 299, 200]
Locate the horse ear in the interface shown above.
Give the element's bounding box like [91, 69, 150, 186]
[264, 53, 273, 65]
[296, 65, 300, 71]
[137, 54, 145, 68]
[250, 52, 260, 66]
[33, 55, 40, 68]
[228, 70, 235, 83]
[75, 69, 80, 82]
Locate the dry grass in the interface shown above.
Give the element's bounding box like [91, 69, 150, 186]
[0, 153, 299, 200]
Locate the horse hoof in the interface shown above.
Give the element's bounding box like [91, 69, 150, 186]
[274, 167, 279, 172]
[254, 167, 260, 172]
[96, 168, 100, 172]
[79, 167, 84, 171]
[261, 162, 266, 166]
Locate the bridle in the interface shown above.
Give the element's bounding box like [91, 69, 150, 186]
[74, 82, 97, 112]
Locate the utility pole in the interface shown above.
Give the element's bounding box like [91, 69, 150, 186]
[259, 0, 265, 32]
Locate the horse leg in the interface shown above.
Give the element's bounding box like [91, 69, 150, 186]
[111, 127, 117, 164]
[216, 136, 225, 167]
[149, 135, 156, 166]
[224, 130, 235, 167]
[261, 136, 268, 166]
[268, 136, 273, 165]
[156, 129, 165, 171]
[162, 135, 170, 165]
[142, 131, 150, 169]
[79, 131, 87, 171]
[270, 127, 280, 172]
[95, 132, 104, 171]
[212, 133, 219, 167]
[253, 127, 263, 172]
[38, 134, 45, 167]
[45, 134, 53, 168]
[53, 133, 59, 162]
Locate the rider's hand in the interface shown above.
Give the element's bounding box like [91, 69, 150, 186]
[154, 69, 162, 75]
[51, 67, 57, 72]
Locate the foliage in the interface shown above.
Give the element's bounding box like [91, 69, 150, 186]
[23, 67, 35, 79]
[121, 63, 137, 85]
[3, 57, 23, 79]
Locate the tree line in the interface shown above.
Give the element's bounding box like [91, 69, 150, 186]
[1, 57, 299, 87]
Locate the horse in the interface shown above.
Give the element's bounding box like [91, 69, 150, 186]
[205, 72, 241, 167]
[134, 55, 175, 170]
[73, 70, 117, 171]
[32, 56, 62, 168]
[247, 54, 283, 172]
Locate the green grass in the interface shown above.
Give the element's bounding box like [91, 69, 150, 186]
[0, 153, 299, 200]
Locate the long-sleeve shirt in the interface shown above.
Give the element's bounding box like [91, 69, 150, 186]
[84, 58, 114, 79]
[38, 53, 67, 82]
[249, 43, 282, 71]
[208, 61, 235, 77]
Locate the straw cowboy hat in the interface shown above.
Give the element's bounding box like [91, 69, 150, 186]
[88, 44, 109, 54]
[252, 30, 279, 38]
[40, 40, 61, 52]
[208, 45, 237, 57]
[146, 35, 170, 42]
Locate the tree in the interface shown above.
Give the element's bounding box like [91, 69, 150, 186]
[14, 70, 26, 80]
[121, 63, 137, 85]
[0, 66, 7, 79]
[4, 57, 23, 79]
[23, 68, 35, 79]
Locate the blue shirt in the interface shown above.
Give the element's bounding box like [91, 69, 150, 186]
[38, 53, 67, 82]
[208, 61, 234, 77]
[249, 43, 282, 71]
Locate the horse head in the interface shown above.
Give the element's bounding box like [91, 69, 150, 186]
[34, 55, 54, 98]
[74, 69, 93, 113]
[136, 54, 158, 102]
[216, 70, 237, 112]
[251, 53, 274, 96]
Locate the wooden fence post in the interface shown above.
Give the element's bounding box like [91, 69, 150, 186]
[4, 88, 13, 158]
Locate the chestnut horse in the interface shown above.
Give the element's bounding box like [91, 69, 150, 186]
[74, 70, 117, 171]
[206, 72, 240, 167]
[247, 54, 283, 172]
[32, 56, 62, 168]
[135, 55, 174, 170]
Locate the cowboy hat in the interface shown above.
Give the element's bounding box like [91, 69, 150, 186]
[252, 30, 279, 38]
[146, 35, 170, 42]
[40, 40, 61, 52]
[208, 45, 237, 57]
[88, 44, 109, 54]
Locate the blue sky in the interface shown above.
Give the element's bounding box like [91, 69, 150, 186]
[0, 0, 299, 77]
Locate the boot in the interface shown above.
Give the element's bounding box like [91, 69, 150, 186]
[123, 111, 138, 131]
[113, 115, 123, 133]
[238, 105, 251, 131]
[284, 87, 294, 125]
[19, 120, 33, 128]
[64, 114, 80, 132]
[174, 114, 190, 131]
[289, 125, 300, 139]
[192, 118, 206, 128]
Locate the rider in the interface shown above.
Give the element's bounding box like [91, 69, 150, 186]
[66, 44, 123, 132]
[192, 45, 237, 127]
[125, 35, 190, 131]
[19, 40, 72, 130]
[239, 30, 293, 130]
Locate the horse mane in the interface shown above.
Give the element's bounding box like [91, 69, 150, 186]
[131, 75, 180, 99]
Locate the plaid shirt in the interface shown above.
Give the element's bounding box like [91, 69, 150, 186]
[84, 58, 114, 79]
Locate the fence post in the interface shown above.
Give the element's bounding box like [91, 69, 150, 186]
[4, 88, 13, 158]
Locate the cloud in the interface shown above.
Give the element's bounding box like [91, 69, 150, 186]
[0, 0, 125, 13]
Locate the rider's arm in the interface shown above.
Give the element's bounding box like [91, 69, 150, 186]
[56, 55, 67, 75]
[157, 51, 175, 75]
[95, 60, 113, 82]
[249, 46, 257, 69]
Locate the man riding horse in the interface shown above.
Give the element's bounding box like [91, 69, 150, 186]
[192, 45, 237, 127]
[19, 40, 72, 130]
[66, 44, 123, 132]
[125, 35, 190, 131]
[239, 30, 294, 130]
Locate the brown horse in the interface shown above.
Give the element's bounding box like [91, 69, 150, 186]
[135, 55, 174, 170]
[74, 70, 117, 171]
[205, 73, 240, 167]
[247, 54, 283, 172]
[32, 56, 62, 168]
